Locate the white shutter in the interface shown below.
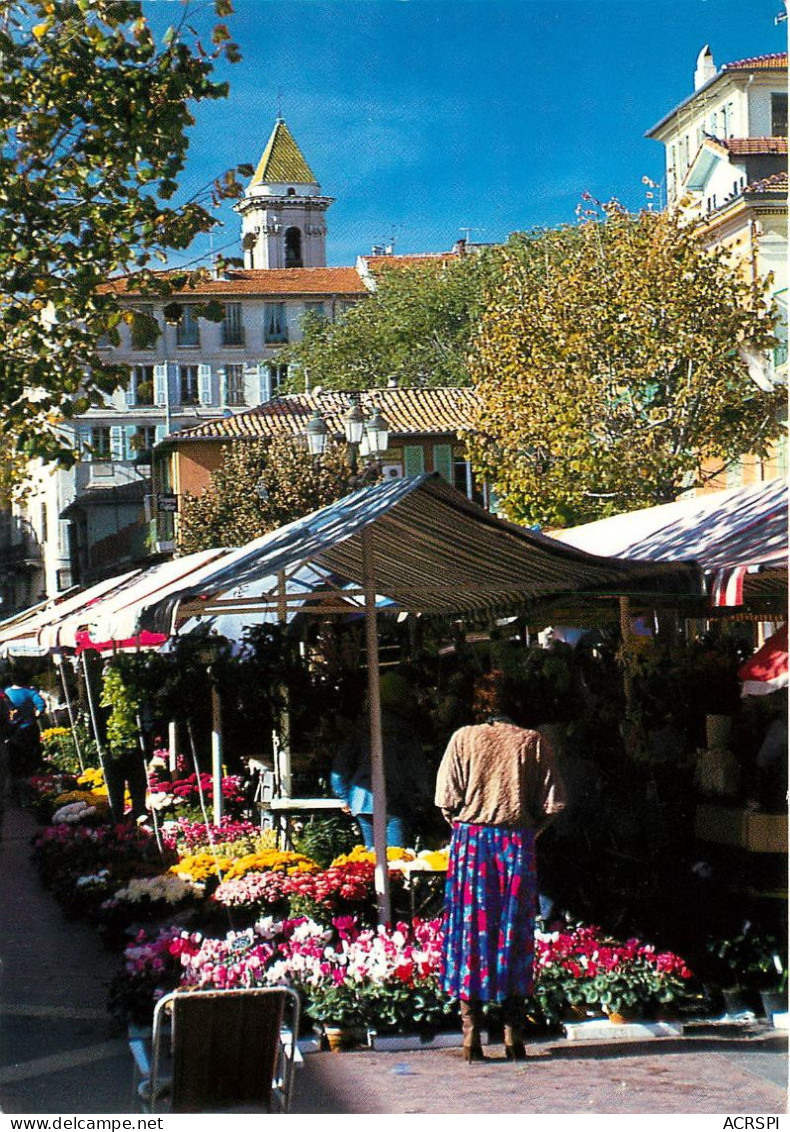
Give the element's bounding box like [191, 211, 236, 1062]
[198, 363, 213, 406]
[217, 366, 227, 406]
[257, 362, 271, 404]
[124, 375, 135, 408]
[154, 364, 167, 407]
[110, 426, 125, 462]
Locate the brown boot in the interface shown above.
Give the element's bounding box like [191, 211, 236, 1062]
[460, 999, 486, 1062]
[503, 996, 527, 1061]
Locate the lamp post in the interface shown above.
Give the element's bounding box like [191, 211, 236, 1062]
[305, 398, 389, 483]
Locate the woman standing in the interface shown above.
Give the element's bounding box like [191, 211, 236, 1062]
[435, 673, 566, 1062]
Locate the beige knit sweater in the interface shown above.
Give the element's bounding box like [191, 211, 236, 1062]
[434, 720, 566, 828]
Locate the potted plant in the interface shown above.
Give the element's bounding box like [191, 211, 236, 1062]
[706, 927, 787, 1017]
[305, 979, 366, 1050]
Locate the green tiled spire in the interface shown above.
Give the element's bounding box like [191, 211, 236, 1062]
[250, 119, 317, 186]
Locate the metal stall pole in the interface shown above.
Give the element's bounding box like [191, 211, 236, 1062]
[53, 651, 84, 772]
[210, 675, 224, 825]
[362, 526, 390, 926]
[168, 720, 178, 775]
[81, 651, 113, 816]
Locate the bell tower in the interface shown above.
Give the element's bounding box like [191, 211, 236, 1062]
[237, 119, 333, 269]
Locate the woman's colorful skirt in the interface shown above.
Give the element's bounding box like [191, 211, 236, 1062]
[440, 822, 536, 1003]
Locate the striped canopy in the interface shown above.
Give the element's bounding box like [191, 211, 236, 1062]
[94, 474, 702, 642]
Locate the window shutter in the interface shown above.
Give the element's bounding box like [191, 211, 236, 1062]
[257, 362, 271, 404]
[198, 363, 213, 406]
[154, 364, 167, 407]
[403, 445, 425, 477]
[155, 424, 167, 444]
[124, 374, 135, 408]
[432, 443, 453, 483]
[110, 426, 125, 462]
[125, 424, 138, 454]
[217, 366, 227, 406]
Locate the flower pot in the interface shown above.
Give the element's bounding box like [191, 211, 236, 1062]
[705, 714, 732, 750]
[323, 1025, 364, 1052]
[606, 1012, 632, 1025]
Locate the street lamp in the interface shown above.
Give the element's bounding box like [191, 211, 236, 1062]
[364, 404, 389, 462]
[305, 407, 328, 457]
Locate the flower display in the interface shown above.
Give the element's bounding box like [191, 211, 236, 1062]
[161, 816, 267, 854]
[533, 924, 694, 1022]
[168, 852, 236, 883]
[108, 874, 204, 907]
[52, 800, 100, 825]
[222, 848, 319, 880]
[148, 772, 247, 815]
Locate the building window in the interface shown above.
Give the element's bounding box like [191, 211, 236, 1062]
[284, 226, 303, 268]
[264, 303, 288, 343]
[222, 303, 245, 347]
[129, 364, 154, 406]
[179, 365, 199, 405]
[90, 427, 112, 459]
[709, 111, 718, 136]
[226, 364, 246, 406]
[136, 425, 157, 449]
[268, 363, 288, 396]
[772, 93, 788, 138]
[176, 306, 200, 347]
[130, 304, 158, 350]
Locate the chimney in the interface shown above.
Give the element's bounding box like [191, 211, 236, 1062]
[694, 45, 717, 91]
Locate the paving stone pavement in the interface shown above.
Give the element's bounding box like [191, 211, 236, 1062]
[0, 801, 787, 1116]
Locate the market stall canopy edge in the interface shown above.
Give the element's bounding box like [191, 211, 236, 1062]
[118, 475, 703, 639]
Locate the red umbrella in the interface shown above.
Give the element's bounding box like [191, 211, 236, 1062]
[738, 625, 788, 697]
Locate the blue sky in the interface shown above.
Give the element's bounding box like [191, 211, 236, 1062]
[145, 0, 787, 268]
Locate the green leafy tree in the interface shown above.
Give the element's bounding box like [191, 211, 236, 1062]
[467, 200, 783, 527]
[178, 437, 354, 553]
[0, 0, 243, 462]
[282, 252, 495, 391]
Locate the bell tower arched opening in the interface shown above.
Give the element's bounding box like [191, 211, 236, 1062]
[284, 226, 303, 268]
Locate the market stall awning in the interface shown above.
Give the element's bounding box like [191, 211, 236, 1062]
[81, 474, 702, 642]
[548, 478, 788, 608]
[739, 624, 788, 696]
[0, 550, 230, 657]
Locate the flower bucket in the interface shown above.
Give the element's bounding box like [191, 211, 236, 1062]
[759, 989, 787, 1020]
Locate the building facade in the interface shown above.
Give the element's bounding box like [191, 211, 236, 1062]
[10, 120, 372, 603]
[646, 48, 788, 489]
[153, 385, 484, 549]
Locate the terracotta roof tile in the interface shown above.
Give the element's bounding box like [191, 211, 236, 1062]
[363, 253, 461, 273]
[744, 171, 789, 194]
[723, 53, 788, 71]
[724, 137, 788, 156]
[103, 267, 367, 298]
[168, 386, 480, 443]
